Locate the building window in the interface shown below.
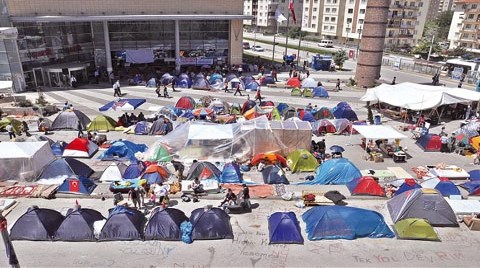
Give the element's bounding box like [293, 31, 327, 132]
[359, 19, 364, 24]
[326, 8, 330, 13]
[312, 24, 316, 27]
[359, 9, 365, 14]
[347, 18, 352, 23]
[332, 8, 337, 13]
[325, 17, 330, 22]
[348, 9, 353, 14]
[331, 17, 336, 22]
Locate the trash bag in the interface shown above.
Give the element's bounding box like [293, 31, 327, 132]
[180, 220, 193, 244]
[282, 192, 294, 201]
[324, 190, 346, 204]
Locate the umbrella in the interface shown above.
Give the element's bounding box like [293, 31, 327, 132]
[329, 145, 345, 153]
[192, 108, 214, 117]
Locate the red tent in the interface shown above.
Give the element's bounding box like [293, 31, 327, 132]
[314, 119, 336, 136]
[286, 77, 301, 88]
[347, 176, 385, 197]
[62, 138, 98, 158]
[415, 134, 442, 152]
[175, 96, 196, 110]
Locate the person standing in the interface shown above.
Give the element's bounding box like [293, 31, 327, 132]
[288, 69, 293, 78]
[440, 134, 449, 153]
[163, 86, 169, 98]
[255, 88, 262, 102]
[94, 69, 100, 84]
[234, 83, 243, 96]
[21, 121, 30, 137]
[317, 139, 326, 160]
[238, 65, 243, 77]
[70, 75, 77, 88]
[171, 79, 177, 92]
[335, 79, 341, 91]
[224, 82, 230, 93]
[137, 183, 147, 208]
[77, 120, 84, 138]
[242, 184, 251, 209]
[6, 122, 15, 139]
[272, 68, 278, 82]
[128, 187, 140, 209]
[391, 77, 396, 85]
[113, 81, 120, 97]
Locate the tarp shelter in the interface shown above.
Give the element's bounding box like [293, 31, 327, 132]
[286, 149, 318, 173]
[301, 77, 317, 88]
[141, 163, 170, 184]
[99, 162, 128, 182]
[63, 138, 98, 158]
[347, 176, 385, 197]
[175, 96, 196, 110]
[262, 165, 289, 184]
[38, 158, 94, 181]
[87, 115, 117, 131]
[54, 208, 105, 241]
[51, 110, 91, 130]
[99, 99, 146, 111]
[301, 158, 361, 185]
[387, 188, 459, 227]
[99, 206, 146, 241]
[124, 161, 146, 180]
[468, 169, 480, 180]
[269, 120, 312, 155]
[145, 208, 188, 241]
[353, 125, 408, 140]
[10, 207, 64, 241]
[312, 87, 329, 98]
[302, 206, 394, 240]
[98, 140, 147, 162]
[361, 82, 480, 110]
[332, 102, 358, 121]
[268, 212, 303, 244]
[185, 161, 221, 181]
[416, 134, 442, 152]
[395, 179, 422, 196]
[149, 118, 166, 136]
[190, 207, 233, 240]
[393, 218, 439, 241]
[0, 141, 55, 181]
[57, 175, 96, 195]
[286, 77, 301, 88]
[219, 162, 243, 183]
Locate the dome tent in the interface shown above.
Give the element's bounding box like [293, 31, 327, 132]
[262, 165, 289, 184]
[175, 96, 196, 110]
[394, 179, 422, 196]
[144, 207, 188, 241]
[54, 208, 105, 241]
[286, 149, 318, 173]
[141, 163, 170, 184]
[99, 162, 128, 182]
[393, 218, 439, 241]
[219, 162, 243, 183]
[123, 161, 146, 180]
[51, 110, 91, 130]
[57, 175, 96, 195]
[62, 138, 98, 158]
[301, 158, 361, 185]
[87, 115, 117, 132]
[268, 212, 304, 244]
[190, 207, 233, 240]
[98, 140, 148, 162]
[347, 176, 385, 197]
[99, 206, 146, 241]
[10, 207, 64, 241]
[185, 161, 221, 181]
[38, 158, 94, 181]
[416, 134, 442, 152]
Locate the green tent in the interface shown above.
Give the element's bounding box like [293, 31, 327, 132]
[87, 115, 117, 132]
[303, 88, 313, 98]
[0, 118, 22, 134]
[394, 218, 439, 241]
[291, 87, 302, 96]
[270, 107, 282, 121]
[286, 149, 318, 173]
[149, 144, 172, 162]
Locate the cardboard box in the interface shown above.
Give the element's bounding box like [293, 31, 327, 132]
[463, 216, 480, 231]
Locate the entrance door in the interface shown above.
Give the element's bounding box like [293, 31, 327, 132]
[33, 68, 44, 87]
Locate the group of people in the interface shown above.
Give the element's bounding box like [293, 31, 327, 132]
[117, 112, 145, 127]
[311, 139, 328, 162]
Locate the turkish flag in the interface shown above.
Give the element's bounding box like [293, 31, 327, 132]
[69, 179, 80, 192]
[289, 0, 297, 24]
[199, 168, 213, 180]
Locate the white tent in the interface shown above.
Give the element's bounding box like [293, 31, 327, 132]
[352, 125, 407, 140]
[301, 77, 317, 88]
[0, 141, 55, 181]
[360, 82, 480, 110]
[99, 163, 128, 182]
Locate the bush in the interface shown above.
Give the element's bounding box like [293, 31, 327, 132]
[16, 99, 33, 107]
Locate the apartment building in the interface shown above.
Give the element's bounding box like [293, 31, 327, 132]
[342, 0, 367, 45]
[439, 0, 456, 12]
[244, 0, 303, 33]
[447, 0, 480, 53]
[301, 0, 324, 34]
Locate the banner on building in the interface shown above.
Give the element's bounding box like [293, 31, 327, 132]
[196, 58, 214, 65]
[179, 57, 197, 65]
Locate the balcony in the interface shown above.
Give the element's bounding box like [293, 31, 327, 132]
[390, 4, 419, 10]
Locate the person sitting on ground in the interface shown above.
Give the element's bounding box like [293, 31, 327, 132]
[129, 113, 138, 124]
[219, 188, 237, 208]
[137, 112, 145, 122]
[93, 132, 101, 145]
[192, 177, 204, 195]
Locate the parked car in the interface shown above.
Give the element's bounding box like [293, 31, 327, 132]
[252, 45, 265, 52]
[318, 40, 334, 48]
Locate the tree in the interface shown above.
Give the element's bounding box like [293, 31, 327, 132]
[288, 27, 307, 39]
[412, 38, 441, 57]
[333, 49, 348, 70]
[436, 11, 453, 41]
[447, 46, 467, 57]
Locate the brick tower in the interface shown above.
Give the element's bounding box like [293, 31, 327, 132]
[355, 0, 391, 88]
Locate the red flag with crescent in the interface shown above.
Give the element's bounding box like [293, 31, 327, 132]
[69, 179, 80, 192]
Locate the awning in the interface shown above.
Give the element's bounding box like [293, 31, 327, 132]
[353, 125, 407, 140]
[188, 124, 233, 140]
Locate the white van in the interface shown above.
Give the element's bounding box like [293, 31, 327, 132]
[318, 40, 334, 48]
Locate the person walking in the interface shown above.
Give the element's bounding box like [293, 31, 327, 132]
[171, 79, 178, 92]
[440, 134, 449, 153]
[391, 77, 396, 85]
[224, 82, 230, 93]
[94, 69, 100, 84]
[255, 88, 262, 102]
[335, 79, 341, 91]
[113, 81, 121, 97]
[163, 86, 169, 98]
[272, 68, 278, 82]
[70, 75, 77, 88]
[128, 187, 140, 209]
[234, 83, 243, 96]
[77, 120, 84, 138]
[21, 121, 30, 137]
[6, 122, 15, 140]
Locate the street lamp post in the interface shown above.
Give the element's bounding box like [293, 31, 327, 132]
[345, 23, 350, 49]
[356, 25, 362, 60]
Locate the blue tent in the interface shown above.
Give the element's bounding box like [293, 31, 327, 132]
[192, 75, 211, 90]
[461, 181, 480, 195]
[51, 141, 67, 157]
[434, 180, 461, 197]
[302, 206, 395, 240]
[312, 86, 329, 98]
[38, 158, 94, 181]
[268, 212, 304, 244]
[134, 121, 149, 135]
[57, 175, 96, 195]
[245, 81, 260, 91]
[208, 73, 223, 84]
[276, 103, 289, 114]
[145, 207, 188, 241]
[180, 110, 195, 120]
[301, 158, 361, 185]
[98, 99, 146, 112]
[54, 208, 105, 241]
[124, 161, 145, 180]
[190, 207, 233, 240]
[98, 140, 148, 162]
[99, 206, 146, 241]
[262, 165, 289, 184]
[176, 73, 192, 88]
[299, 110, 315, 122]
[10, 207, 64, 241]
[261, 76, 275, 86]
[332, 102, 358, 121]
[241, 75, 256, 86]
[225, 73, 238, 82]
[394, 180, 422, 196]
[468, 170, 480, 181]
[219, 163, 243, 183]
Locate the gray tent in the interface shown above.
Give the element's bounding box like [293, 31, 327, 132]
[51, 110, 91, 130]
[149, 118, 165, 135]
[387, 188, 458, 227]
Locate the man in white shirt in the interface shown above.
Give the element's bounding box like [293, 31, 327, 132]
[5, 122, 15, 139]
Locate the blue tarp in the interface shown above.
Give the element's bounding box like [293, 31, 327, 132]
[99, 99, 146, 111]
[268, 212, 303, 244]
[302, 206, 395, 240]
[434, 180, 461, 197]
[300, 158, 361, 185]
[98, 140, 148, 162]
[134, 121, 149, 135]
[468, 170, 480, 181]
[312, 86, 329, 98]
[461, 181, 480, 195]
[219, 163, 243, 183]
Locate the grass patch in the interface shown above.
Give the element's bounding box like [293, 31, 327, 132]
[244, 37, 333, 55]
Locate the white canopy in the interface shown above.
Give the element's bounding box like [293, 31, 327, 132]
[353, 125, 407, 140]
[0, 81, 13, 91]
[360, 82, 480, 110]
[188, 124, 233, 140]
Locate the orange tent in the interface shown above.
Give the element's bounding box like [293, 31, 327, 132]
[251, 153, 287, 167]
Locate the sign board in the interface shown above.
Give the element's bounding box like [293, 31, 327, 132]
[196, 58, 214, 65]
[452, 67, 464, 81]
[178, 57, 196, 65]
